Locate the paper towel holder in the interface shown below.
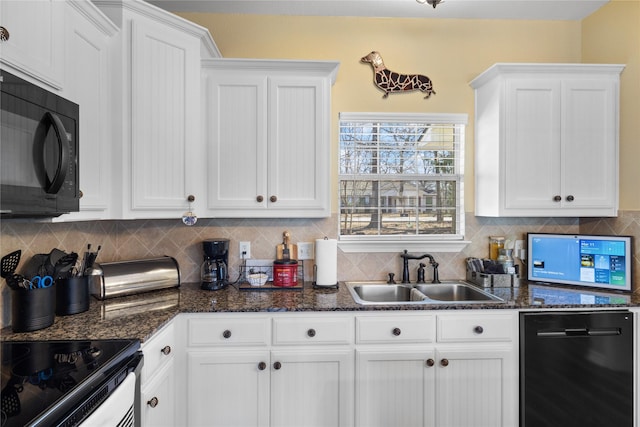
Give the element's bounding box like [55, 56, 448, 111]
[312, 264, 339, 289]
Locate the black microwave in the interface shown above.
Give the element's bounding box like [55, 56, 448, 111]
[1, 69, 80, 217]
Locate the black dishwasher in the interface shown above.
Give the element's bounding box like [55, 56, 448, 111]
[520, 311, 634, 427]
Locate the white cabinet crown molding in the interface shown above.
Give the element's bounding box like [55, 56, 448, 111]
[470, 63, 626, 88]
[92, 0, 221, 57]
[67, 0, 119, 37]
[202, 58, 340, 84]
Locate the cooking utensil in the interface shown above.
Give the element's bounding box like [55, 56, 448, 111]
[1, 250, 21, 278]
[54, 252, 78, 279]
[2, 250, 22, 290]
[276, 231, 298, 260]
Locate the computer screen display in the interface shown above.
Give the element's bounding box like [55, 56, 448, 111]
[527, 233, 632, 292]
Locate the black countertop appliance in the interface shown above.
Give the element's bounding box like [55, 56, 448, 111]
[1, 339, 141, 427]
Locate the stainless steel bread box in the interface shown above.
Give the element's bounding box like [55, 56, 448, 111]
[90, 256, 180, 300]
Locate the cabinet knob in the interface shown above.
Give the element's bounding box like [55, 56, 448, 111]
[566, 195, 575, 202]
[0, 27, 9, 42]
[258, 362, 267, 371]
[79, 190, 84, 199]
[161, 345, 172, 355]
[147, 397, 159, 408]
[187, 195, 195, 202]
[270, 195, 277, 203]
[273, 361, 282, 370]
[256, 195, 264, 203]
[473, 326, 484, 334]
[440, 358, 449, 367]
[426, 358, 435, 367]
[392, 327, 402, 336]
[553, 195, 562, 202]
[222, 330, 232, 339]
[307, 328, 316, 337]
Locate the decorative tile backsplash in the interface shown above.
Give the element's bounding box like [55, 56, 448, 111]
[2, 212, 639, 327]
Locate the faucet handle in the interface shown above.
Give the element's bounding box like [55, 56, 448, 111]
[387, 273, 396, 284]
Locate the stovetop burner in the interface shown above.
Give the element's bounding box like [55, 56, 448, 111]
[1, 339, 139, 427]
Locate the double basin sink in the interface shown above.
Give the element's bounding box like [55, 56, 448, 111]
[346, 281, 505, 305]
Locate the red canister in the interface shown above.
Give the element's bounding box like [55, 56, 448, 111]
[273, 260, 298, 287]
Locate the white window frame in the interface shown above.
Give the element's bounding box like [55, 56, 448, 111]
[338, 112, 470, 253]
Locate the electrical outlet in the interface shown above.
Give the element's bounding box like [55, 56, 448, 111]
[298, 242, 314, 260]
[239, 241, 251, 259]
[515, 240, 525, 259]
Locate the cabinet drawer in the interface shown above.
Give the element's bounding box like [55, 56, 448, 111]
[141, 322, 175, 384]
[188, 316, 270, 347]
[356, 314, 435, 344]
[272, 316, 353, 345]
[437, 313, 515, 343]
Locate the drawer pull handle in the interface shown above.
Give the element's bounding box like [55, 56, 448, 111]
[273, 361, 282, 370]
[258, 362, 267, 371]
[440, 358, 449, 367]
[223, 330, 232, 339]
[307, 328, 316, 337]
[392, 327, 402, 336]
[426, 358, 435, 367]
[474, 326, 484, 334]
[147, 397, 159, 408]
[161, 345, 171, 355]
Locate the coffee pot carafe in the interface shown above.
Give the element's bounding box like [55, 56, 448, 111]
[201, 239, 229, 290]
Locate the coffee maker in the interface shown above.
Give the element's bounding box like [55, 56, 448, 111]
[201, 239, 229, 290]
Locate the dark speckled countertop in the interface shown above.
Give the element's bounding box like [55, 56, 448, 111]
[2, 281, 638, 343]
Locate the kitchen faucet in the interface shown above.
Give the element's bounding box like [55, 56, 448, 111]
[399, 250, 441, 284]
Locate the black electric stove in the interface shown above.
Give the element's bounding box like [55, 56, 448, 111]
[1, 339, 141, 427]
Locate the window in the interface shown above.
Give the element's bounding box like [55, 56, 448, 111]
[338, 112, 468, 253]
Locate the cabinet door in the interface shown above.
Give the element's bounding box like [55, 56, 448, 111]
[504, 79, 562, 211]
[59, 3, 115, 220]
[0, 0, 64, 89]
[206, 73, 268, 211]
[356, 348, 436, 427]
[271, 349, 354, 427]
[128, 18, 201, 215]
[187, 350, 270, 427]
[268, 76, 330, 216]
[141, 358, 176, 427]
[434, 346, 515, 427]
[561, 79, 617, 210]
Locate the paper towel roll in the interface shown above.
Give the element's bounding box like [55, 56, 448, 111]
[315, 238, 337, 287]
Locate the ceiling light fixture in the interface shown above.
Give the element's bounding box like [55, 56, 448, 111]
[416, 0, 443, 9]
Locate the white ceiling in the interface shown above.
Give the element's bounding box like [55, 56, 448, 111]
[147, 0, 610, 21]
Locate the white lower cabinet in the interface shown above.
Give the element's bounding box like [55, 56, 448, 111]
[140, 358, 176, 427]
[140, 322, 176, 427]
[188, 350, 270, 426]
[355, 311, 518, 427]
[174, 310, 517, 426]
[184, 313, 355, 427]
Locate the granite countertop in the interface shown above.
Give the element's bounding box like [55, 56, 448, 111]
[2, 281, 638, 343]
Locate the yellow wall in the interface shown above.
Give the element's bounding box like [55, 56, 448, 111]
[179, 11, 640, 213]
[582, 0, 640, 210]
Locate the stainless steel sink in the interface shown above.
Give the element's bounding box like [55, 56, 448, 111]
[414, 283, 504, 302]
[346, 281, 505, 305]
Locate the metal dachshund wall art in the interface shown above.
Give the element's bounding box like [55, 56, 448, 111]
[361, 51, 436, 99]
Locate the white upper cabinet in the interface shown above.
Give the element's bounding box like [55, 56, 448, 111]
[57, 1, 118, 221]
[94, 0, 220, 219]
[470, 63, 624, 217]
[0, 0, 65, 89]
[202, 59, 339, 218]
